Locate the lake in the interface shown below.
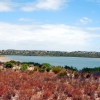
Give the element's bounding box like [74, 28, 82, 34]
[6, 55, 100, 70]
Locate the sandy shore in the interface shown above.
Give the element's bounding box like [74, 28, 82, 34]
[0, 55, 11, 62]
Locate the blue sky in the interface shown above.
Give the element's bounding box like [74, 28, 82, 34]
[0, 0, 100, 51]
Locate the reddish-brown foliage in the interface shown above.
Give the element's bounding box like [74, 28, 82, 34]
[0, 69, 100, 100]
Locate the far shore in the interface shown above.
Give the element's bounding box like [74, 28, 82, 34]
[0, 55, 11, 62]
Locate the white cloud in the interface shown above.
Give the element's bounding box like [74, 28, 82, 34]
[0, 22, 99, 51]
[0, 0, 70, 12]
[19, 18, 32, 21]
[87, 27, 100, 30]
[80, 17, 92, 24]
[21, 0, 69, 12]
[0, 0, 17, 12]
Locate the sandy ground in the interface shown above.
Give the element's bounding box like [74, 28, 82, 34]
[0, 55, 11, 62]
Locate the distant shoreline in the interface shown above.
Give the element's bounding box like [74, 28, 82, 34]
[0, 55, 11, 62]
[0, 50, 100, 58]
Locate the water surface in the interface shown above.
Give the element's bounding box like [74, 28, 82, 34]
[6, 55, 100, 70]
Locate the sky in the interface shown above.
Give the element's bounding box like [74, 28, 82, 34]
[0, 0, 100, 51]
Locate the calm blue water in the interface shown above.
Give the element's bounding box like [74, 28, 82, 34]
[6, 55, 100, 70]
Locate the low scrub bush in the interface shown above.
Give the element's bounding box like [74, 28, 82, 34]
[42, 63, 51, 72]
[58, 69, 67, 76]
[4, 62, 13, 68]
[42, 63, 51, 68]
[20, 64, 28, 71]
[34, 66, 39, 71]
[0, 66, 100, 99]
[74, 71, 79, 78]
[9, 60, 17, 64]
[52, 66, 62, 74]
[64, 65, 78, 71]
[28, 70, 34, 75]
[39, 68, 45, 72]
[46, 66, 51, 72]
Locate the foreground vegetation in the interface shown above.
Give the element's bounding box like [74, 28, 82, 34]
[0, 60, 100, 100]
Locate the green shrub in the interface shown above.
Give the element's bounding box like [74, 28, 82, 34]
[9, 60, 16, 64]
[9, 60, 20, 66]
[4, 62, 14, 68]
[20, 64, 28, 71]
[39, 68, 45, 73]
[52, 66, 62, 74]
[41, 63, 51, 72]
[46, 66, 51, 72]
[58, 69, 67, 76]
[34, 66, 39, 71]
[64, 65, 78, 71]
[42, 65, 47, 69]
[42, 63, 51, 68]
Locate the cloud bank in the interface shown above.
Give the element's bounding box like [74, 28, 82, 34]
[0, 22, 99, 51]
[0, 0, 70, 12]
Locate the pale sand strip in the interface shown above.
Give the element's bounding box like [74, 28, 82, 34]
[0, 55, 11, 62]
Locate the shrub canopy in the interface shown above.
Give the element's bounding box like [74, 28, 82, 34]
[4, 62, 13, 68]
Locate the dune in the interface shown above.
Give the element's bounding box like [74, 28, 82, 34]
[0, 55, 11, 62]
